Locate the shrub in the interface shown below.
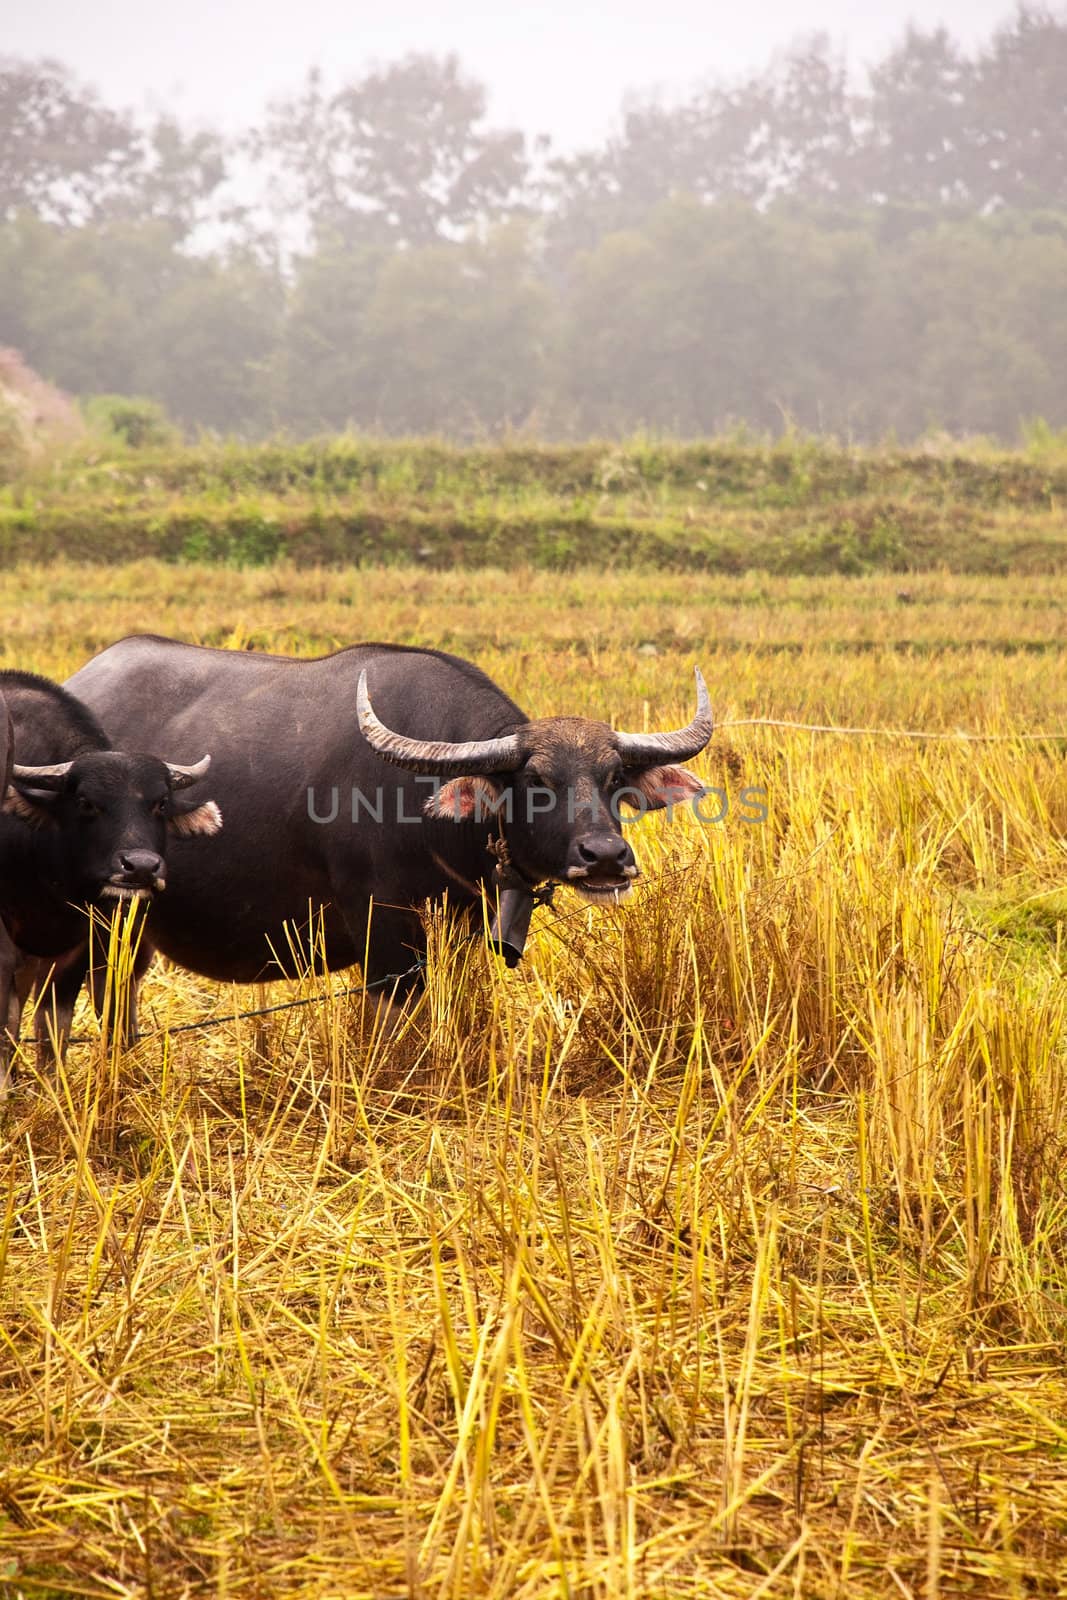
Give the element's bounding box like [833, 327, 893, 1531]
[84, 394, 179, 449]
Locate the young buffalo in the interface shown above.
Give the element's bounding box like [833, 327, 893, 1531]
[0, 671, 220, 1089]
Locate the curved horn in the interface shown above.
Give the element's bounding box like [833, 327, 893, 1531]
[357, 671, 523, 776]
[12, 760, 75, 791]
[614, 668, 713, 766]
[166, 754, 211, 791]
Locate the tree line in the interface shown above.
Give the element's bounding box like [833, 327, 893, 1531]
[1, 6, 1065, 441]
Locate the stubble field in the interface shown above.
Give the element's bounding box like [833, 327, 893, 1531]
[2, 558, 1067, 1598]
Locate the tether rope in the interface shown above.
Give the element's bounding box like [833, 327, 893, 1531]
[718, 717, 1067, 741]
[29, 958, 428, 1050]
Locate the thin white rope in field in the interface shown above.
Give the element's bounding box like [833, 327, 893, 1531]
[718, 718, 1067, 742]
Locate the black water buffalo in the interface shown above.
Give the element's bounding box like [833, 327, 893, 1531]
[66, 636, 712, 1000]
[0, 671, 220, 1081]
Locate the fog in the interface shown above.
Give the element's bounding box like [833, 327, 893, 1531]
[4, 0, 1024, 149]
[1, 4, 1065, 443]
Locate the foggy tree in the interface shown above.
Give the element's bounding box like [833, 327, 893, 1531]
[547, 198, 1067, 439]
[0, 57, 227, 238]
[859, 212, 1067, 435]
[0, 57, 140, 224]
[553, 200, 871, 436]
[0, 215, 280, 430]
[362, 225, 550, 434]
[546, 34, 866, 265]
[545, 10, 1067, 250]
[0, 216, 148, 396]
[251, 54, 529, 247]
[139, 250, 284, 431]
[968, 6, 1067, 206]
[820, 9, 1067, 211]
[276, 226, 549, 433]
[106, 115, 228, 238]
[543, 77, 773, 265]
[859, 26, 977, 205]
[760, 36, 859, 202]
[275, 241, 388, 430]
[4, 197, 1065, 445]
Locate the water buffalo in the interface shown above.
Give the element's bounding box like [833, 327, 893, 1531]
[65, 636, 712, 1002]
[0, 670, 220, 1082]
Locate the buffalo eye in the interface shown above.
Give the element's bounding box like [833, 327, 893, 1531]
[151, 797, 168, 817]
[77, 795, 100, 819]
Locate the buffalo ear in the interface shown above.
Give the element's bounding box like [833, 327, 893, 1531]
[424, 775, 502, 822]
[625, 764, 707, 812]
[168, 798, 223, 838]
[2, 783, 59, 827]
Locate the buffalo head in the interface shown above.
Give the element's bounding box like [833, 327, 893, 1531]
[4, 751, 222, 903]
[357, 668, 712, 901]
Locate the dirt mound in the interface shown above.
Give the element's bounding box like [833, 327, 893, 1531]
[0, 349, 84, 473]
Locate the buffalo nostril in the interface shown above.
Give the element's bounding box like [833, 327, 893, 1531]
[576, 837, 633, 871]
[119, 851, 164, 879]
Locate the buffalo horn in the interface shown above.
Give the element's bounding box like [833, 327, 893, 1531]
[357, 671, 523, 776]
[614, 668, 713, 766]
[12, 759, 74, 791]
[166, 754, 212, 790]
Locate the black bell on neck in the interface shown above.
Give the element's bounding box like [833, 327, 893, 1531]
[488, 885, 536, 968]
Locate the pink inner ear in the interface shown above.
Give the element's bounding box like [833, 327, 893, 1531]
[630, 765, 706, 810]
[424, 775, 501, 822]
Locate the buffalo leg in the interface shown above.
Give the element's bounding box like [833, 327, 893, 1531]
[33, 947, 90, 1066]
[0, 923, 19, 1097]
[350, 903, 427, 1004]
[85, 917, 155, 1048]
[336, 901, 426, 1040]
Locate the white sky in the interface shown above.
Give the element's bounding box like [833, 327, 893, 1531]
[2, 0, 1024, 149]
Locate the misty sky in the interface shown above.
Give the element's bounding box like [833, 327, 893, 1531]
[5, 0, 1022, 148]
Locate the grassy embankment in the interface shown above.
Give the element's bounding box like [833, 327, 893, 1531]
[1, 432, 1066, 572]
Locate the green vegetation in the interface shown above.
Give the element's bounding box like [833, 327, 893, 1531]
[4, 206, 1065, 444]
[3, 563, 1067, 1596]
[81, 393, 179, 450]
[4, 433, 1067, 574]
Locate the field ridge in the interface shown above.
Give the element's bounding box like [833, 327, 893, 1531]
[4, 435, 1067, 572]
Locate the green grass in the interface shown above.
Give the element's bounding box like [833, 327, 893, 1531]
[3, 433, 1067, 572]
